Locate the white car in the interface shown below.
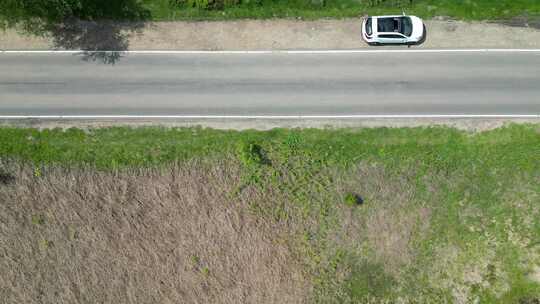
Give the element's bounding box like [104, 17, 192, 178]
[362, 15, 426, 45]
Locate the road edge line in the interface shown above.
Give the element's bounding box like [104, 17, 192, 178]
[0, 115, 538, 119]
[2, 49, 540, 55]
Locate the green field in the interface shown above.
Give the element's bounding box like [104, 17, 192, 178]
[1, 125, 539, 303]
[142, 0, 540, 21]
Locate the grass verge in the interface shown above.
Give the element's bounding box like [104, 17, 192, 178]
[1, 124, 539, 303]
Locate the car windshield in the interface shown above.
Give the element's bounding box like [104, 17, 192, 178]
[401, 17, 413, 36]
[377, 17, 413, 37]
[366, 18, 373, 35]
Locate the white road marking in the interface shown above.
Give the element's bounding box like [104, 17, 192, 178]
[1, 49, 540, 55]
[0, 115, 538, 119]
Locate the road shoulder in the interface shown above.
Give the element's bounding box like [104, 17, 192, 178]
[2, 118, 538, 132]
[2, 19, 540, 50]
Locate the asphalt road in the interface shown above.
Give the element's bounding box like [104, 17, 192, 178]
[1, 51, 539, 116]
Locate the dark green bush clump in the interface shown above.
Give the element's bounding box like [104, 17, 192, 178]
[170, 0, 244, 10]
[237, 141, 266, 167]
[344, 193, 363, 206]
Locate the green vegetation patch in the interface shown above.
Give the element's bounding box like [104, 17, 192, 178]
[3, 0, 539, 26]
[1, 124, 539, 303]
[144, 0, 540, 21]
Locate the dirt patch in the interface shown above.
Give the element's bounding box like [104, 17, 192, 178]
[364, 206, 431, 272]
[2, 18, 540, 51]
[498, 15, 540, 30]
[530, 266, 540, 284]
[1, 118, 537, 132]
[0, 171, 15, 185]
[0, 162, 307, 304]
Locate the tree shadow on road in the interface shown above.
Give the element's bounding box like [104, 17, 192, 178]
[30, 0, 151, 64]
[49, 19, 146, 64]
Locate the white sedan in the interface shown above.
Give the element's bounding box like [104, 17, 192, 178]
[362, 15, 426, 45]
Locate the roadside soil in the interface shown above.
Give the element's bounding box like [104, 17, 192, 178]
[1, 18, 540, 50]
[2, 118, 538, 132]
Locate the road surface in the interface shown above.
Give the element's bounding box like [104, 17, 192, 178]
[1, 51, 539, 117]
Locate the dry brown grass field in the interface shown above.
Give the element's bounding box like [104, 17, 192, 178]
[0, 161, 308, 304]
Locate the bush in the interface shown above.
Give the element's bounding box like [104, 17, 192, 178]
[236, 141, 266, 167]
[344, 193, 363, 207]
[170, 0, 243, 10]
[366, 0, 412, 8]
[169, 0, 329, 10]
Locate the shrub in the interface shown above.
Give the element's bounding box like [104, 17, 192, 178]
[236, 141, 266, 167]
[366, 0, 412, 8]
[31, 214, 46, 226]
[170, 0, 242, 10]
[344, 193, 363, 207]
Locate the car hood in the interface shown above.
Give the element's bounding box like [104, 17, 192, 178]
[410, 16, 424, 38]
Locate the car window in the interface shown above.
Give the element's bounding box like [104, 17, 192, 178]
[366, 18, 372, 35]
[377, 18, 395, 32]
[377, 17, 413, 37]
[401, 17, 413, 36]
[378, 34, 404, 39]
